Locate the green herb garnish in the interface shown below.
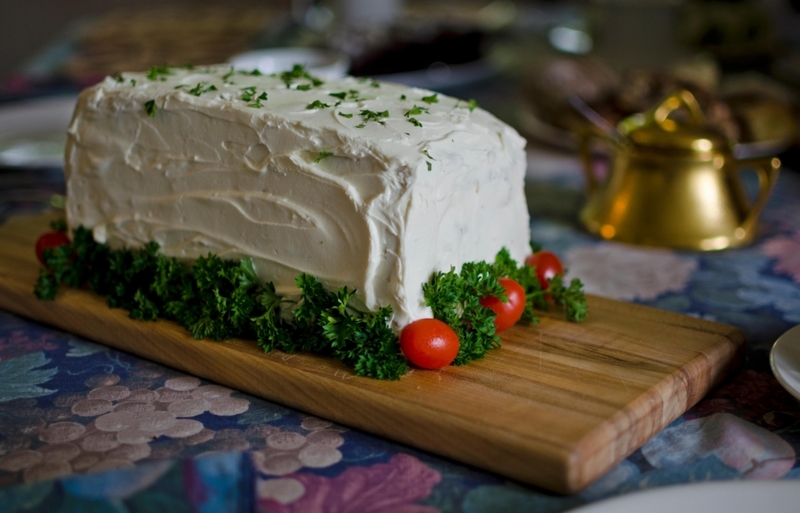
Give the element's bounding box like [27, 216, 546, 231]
[187, 82, 217, 96]
[329, 92, 347, 100]
[144, 100, 157, 117]
[467, 98, 479, 112]
[314, 150, 333, 163]
[358, 109, 389, 126]
[306, 100, 330, 110]
[34, 227, 407, 380]
[34, 227, 586, 379]
[423, 248, 587, 365]
[297, 84, 312, 91]
[408, 118, 422, 127]
[423, 261, 505, 364]
[245, 91, 267, 108]
[426, 161, 432, 171]
[348, 89, 364, 101]
[145, 66, 173, 81]
[404, 105, 429, 118]
[50, 218, 68, 232]
[240, 86, 258, 102]
[280, 64, 324, 89]
[222, 67, 235, 81]
[338, 112, 353, 118]
[400, 94, 407, 100]
[421, 94, 439, 104]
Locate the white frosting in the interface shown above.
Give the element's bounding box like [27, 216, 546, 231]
[65, 66, 530, 328]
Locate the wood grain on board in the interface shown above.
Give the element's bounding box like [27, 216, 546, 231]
[0, 213, 745, 493]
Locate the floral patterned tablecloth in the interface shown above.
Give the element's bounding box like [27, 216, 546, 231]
[0, 148, 798, 512]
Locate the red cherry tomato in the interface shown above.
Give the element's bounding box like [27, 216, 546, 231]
[35, 231, 70, 267]
[524, 251, 564, 290]
[480, 278, 526, 332]
[400, 318, 460, 369]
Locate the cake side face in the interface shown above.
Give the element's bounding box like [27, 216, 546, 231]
[65, 66, 529, 328]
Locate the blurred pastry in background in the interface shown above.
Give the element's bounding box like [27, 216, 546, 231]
[333, 1, 514, 79]
[720, 73, 799, 145]
[521, 56, 620, 135]
[613, 66, 739, 142]
[521, 55, 797, 151]
[678, 0, 778, 66]
[62, 6, 277, 82]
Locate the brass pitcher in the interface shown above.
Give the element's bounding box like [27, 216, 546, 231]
[579, 90, 780, 251]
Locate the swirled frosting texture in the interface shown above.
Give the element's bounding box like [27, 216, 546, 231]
[65, 66, 530, 328]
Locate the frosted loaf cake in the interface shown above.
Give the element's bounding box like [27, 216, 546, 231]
[65, 66, 530, 328]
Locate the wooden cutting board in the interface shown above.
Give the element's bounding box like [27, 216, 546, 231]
[0, 213, 744, 494]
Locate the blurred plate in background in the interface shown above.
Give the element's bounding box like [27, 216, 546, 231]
[0, 95, 77, 169]
[771, 324, 800, 402]
[229, 48, 350, 79]
[568, 480, 800, 513]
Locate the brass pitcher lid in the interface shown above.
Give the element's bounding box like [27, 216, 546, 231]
[617, 89, 730, 154]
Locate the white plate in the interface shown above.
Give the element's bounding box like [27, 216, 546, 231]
[568, 480, 800, 513]
[228, 48, 350, 80]
[0, 95, 77, 168]
[771, 324, 800, 401]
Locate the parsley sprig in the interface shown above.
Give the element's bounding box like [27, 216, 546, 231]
[356, 109, 389, 128]
[492, 248, 587, 323]
[280, 64, 324, 89]
[33, 227, 586, 378]
[314, 150, 333, 163]
[34, 227, 407, 380]
[240, 87, 268, 108]
[456, 98, 480, 112]
[306, 100, 330, 110]
[404, 105, 429, 117]
[146, 66, 173, 81]
[424, 261, 505, 364]
[187, 82, 218, 96]
[404, 105, 429, 127]
[423, 248, 587, 365]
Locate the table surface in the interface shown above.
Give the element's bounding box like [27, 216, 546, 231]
[1, 2, 798, 506]
[0, 145, 798, 512]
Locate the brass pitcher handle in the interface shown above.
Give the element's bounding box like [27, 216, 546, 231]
[654, 90, 705, 131]
[736, 157, 781, 235]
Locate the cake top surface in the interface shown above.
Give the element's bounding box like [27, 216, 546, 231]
[93, 65, 524, 164]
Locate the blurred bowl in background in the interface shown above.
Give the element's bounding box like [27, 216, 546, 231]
[228, 48, 350, 79]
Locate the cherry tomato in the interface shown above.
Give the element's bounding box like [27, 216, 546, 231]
[480, 278, 526, 332]
[400, 318, 460, 369]
[524, 250, 564, 290]
[35, 231, 70, 267]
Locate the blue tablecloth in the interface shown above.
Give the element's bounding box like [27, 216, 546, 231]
[0, 149, 798, 512]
